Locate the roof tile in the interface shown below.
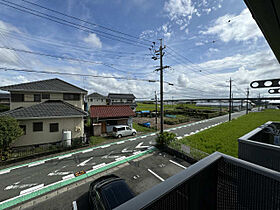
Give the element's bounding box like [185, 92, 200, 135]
[90, 105, 135, 118]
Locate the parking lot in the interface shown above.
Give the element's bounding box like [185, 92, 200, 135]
[22, 150, 191, 210]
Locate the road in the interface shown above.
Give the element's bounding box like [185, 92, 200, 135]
[24, 151, 190, 210]
[0, 111, 245, 209]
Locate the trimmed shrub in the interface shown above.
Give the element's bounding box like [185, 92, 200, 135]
[156, 132, 176, 146]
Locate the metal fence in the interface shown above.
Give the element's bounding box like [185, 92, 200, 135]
[238, 121, 280, 172]
[0, 137, 88, 162]
[115, 152, 280, 210]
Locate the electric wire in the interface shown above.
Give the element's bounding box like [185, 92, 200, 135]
[0, 0, 150, 48]
[21, 0, 154, 44]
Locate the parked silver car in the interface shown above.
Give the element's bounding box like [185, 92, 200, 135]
[112, 125, 137, 138]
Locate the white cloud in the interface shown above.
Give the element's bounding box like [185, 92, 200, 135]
[164, 0, 195, 21]
[200, 9, 262, 43]
[84, 33, 102, 48]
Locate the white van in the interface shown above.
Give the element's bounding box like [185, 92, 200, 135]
[112, 125, 137, 138]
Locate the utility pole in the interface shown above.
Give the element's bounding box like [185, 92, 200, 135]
[231, 93, 234, 113]
[246, 88, 249, 114]
[258, 93, 261, 111]
[229, 78, 232, 121]
[150, 39, 169, 134]
[155, 39, 167, 134]
[155, 91, 158, 130]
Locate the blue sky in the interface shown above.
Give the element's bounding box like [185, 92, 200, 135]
[0, 0, 279, 99]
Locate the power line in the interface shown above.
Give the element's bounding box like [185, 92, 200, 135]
[167, 46, 215, 76]
[165, 51, 224, 84]
[0, 46, 153, 75]
[21, 0, 153, 44]
[0, 0, 149, 48]
[0, 67, 162, 83]
[0, 26, 150, 56]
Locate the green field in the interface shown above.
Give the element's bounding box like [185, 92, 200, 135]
[178, 109, 280, 157]
[136, 103, 218, 112]
[133, 122, 155, 132]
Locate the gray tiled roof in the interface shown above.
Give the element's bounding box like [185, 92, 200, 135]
[0, 93, 10, 99]
[86, 92, 107, 99]
[0, 78, 87, 94]
[0, 100, 87, 119]
[108, 93, 135, 99]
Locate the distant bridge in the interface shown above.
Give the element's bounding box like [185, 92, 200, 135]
[162, 97, 280, 102]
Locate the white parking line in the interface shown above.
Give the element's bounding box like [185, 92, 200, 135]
[20, 184, 44, 195]
[82, 149, 93, 153]
[91, 163, 106, 170]
[28, 161, 45, 167]
[58, 154, 72, 160]
[148, 169, 164, 182]
[100, 144, 110, 148]
[62, 174, 75, 180]
[169, 160, 187, 169]
[72, 201, 78, 210]
[0, 169, 10, 175]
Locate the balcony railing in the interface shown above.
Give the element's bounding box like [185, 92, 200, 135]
[115, 152, 280, 210]
[238, 121, 280, 172]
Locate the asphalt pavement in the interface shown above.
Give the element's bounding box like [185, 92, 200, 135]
[23, 151, 190, 210]
[0, 111, 246, 209]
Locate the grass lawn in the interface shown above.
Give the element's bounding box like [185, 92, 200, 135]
[133, 122, 155, 133]
[136, 103, 174, 111]
[89, 136, 108, 146]
[178, 109, 280, 158]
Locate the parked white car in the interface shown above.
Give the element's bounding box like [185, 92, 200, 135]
[112, 125, 137, 138]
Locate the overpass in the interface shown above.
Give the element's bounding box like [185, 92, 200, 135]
[162, 97, 280, 102]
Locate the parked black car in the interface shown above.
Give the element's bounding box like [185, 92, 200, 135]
[88, 174, 134, 210]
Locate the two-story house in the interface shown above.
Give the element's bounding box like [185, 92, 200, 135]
[85, 92, 107, 111]
[107, 93, 137, 111]
[0, 78, 87, 147]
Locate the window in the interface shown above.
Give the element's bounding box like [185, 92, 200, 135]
[101, 99, 103, 102]
[90, 99, 93, 102]
[50, 123, 59, 132]
[126, 127, 131, 130]
[63, 93, 80, 101]
[42, 93, 50, 99]
[118, 127, 125, 131]
[19, 125, 26, 135]
[33, 122, 43, 132]
[11, 94, 24, 102]
[34, 94, 41, 102]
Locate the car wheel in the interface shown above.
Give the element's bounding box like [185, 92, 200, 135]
[132, 132, 136, 136]
[117, 134, 122, 138]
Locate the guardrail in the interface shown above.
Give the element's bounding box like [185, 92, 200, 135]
[238, 121, 280, 172]
[115, 152, 280, 210]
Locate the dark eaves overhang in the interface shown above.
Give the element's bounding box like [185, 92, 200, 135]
[244, 0, 280, 63]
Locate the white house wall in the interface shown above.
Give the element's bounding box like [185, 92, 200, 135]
[14, 117, 84, 147]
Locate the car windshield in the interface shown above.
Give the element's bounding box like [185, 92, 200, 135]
[100, 180, 134, 209]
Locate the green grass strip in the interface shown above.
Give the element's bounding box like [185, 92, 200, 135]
[0, 147, 155, 209]
[179, 109, 280, 157]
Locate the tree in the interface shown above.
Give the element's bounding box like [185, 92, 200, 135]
[155, 132, 176, 147]
[0, 116, 23, 160]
